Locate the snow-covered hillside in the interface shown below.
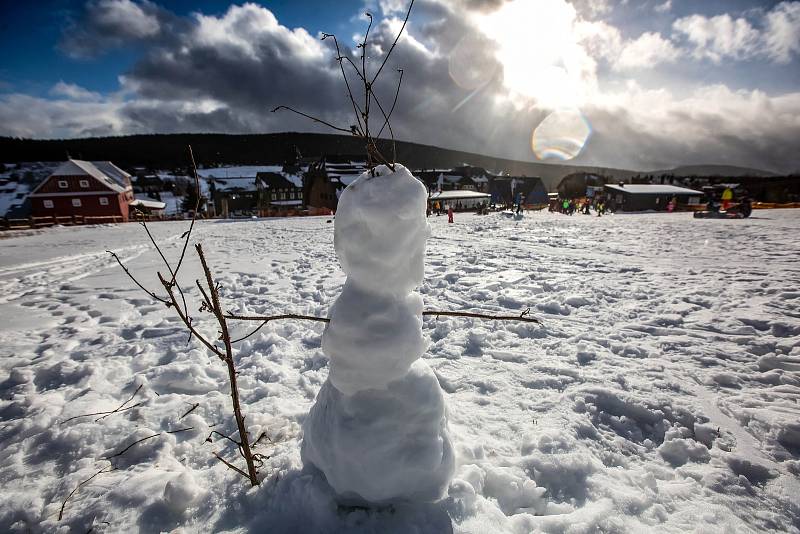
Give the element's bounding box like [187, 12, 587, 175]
[0, 211, 798, 533]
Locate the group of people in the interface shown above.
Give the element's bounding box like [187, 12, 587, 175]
[551, 197, 611, 216]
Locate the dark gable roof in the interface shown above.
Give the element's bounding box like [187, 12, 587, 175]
[256, 172, 300, 189]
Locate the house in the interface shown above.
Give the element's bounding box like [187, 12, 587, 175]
[255, 171, 304, 216]
[428, 190, 491, 211]
[304, 155, 368, 212]
[29, 160, 134, 222]
[490, 176, 548, 208]
[416, 166, 494, 193]
[206, 177, 259, 217]
[603, 183, 704, 212]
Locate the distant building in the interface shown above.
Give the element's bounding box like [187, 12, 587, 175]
[29, 160, 134, 222]
[304, 155, 368, 212]
[490, 176, 548, 207]
[207, 177, 259, 217]
[604, 183, 703, 211]
[255, 171, 304, 215]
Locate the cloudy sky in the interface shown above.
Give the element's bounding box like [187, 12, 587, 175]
[0, 0, 799, 172]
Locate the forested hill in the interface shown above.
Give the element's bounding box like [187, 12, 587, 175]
[0, 133, 772, 191]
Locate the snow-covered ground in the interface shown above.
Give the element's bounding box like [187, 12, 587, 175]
[0, 210, 798, 533]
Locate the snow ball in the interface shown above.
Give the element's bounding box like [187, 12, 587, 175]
[302, 359, 454, 504]
[163, 470, 201, 512]
[323, 283, 425, 395]
[658, 438, 710, 467]
[333, 164, 430, 296]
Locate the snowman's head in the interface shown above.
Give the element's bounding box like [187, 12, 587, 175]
[334, 164, 430, 296]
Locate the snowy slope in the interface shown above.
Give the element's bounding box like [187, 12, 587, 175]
[0, 211, 798, 533]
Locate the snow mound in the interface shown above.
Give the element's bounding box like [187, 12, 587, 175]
[302, 164, 454, 504]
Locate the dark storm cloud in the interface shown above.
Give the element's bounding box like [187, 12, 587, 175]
[2, 0, 798, 173]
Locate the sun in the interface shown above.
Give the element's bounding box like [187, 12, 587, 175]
[476, 0, 590, 109]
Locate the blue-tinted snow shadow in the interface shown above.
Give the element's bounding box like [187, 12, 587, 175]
[210, 465, 454, 534]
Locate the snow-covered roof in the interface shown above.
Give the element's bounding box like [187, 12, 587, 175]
[130, 198, 166, 210]
[47, 160, 131, 193]
[604, 184, 703, 195]
[197, 166, 283, 179]
[208, 177, 257, 192]
[429, 190, 491, 200]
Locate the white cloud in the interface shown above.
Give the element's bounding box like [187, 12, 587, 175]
[673, 2, 800, 64]
[615, 31, 680, 69]
[673, 13, 759, 63]
[50, 81, 102, 101]
[763, 1, 800, 63]
[654, 0, 671, 14]
[94, 0, 159, 38]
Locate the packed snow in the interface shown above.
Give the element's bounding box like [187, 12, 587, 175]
[302, 165, 455, 503]
[0, 209, 799, 533]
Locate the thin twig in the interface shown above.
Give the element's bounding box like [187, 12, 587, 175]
[170, 145, 202, 286]
[107, 251, 169, 305]
[195, 244, 260, 487]
[60, 403, 143, 425]
[159, 271, 225, 360]
[96, 384, 144, 421]
[104, 428, 194, 461]
[371, 0, 414, 84]
[422, 310, 542, 324]
[213, 452, 251, 481]
[271, 106, 354, 135]
[180, 403, 200, 420]
[225, 311, 541, 324]
[58, 464, 114, 521]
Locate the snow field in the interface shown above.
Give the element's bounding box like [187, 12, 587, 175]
[0, 209, 798, 533]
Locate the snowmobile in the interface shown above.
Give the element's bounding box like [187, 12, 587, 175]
[693, 200, 752, 219]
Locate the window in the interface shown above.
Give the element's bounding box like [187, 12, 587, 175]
[271, 192, 277, 200]
[99, 197, 109, 206]
[43, 199, 54, 209]
[280, 192, 286, 200]
[72, 198, 82, 207]
[58, 180, 68, 188]
[79, 179, 89, 188]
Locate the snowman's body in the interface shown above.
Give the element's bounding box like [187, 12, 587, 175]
[301, 164, 454, 504]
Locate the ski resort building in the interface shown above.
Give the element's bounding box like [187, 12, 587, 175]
[303, 155, 368, 212]
[255, 171, 305, 215]
[604, 183, 704, 211]
[29, 160, 134, 222]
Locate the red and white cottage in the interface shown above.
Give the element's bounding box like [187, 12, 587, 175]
[29, 160, 135, 222]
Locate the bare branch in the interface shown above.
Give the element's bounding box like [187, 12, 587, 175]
[224, 313, 330, 324]
[170, 145, 202, 286]
[60, 403, 143, 424]
[107, 251, 169, 306]
[422, 310, 542, 324]
[271, 106, 355, 135]
[213, 452, 251, 481]
[96, 384, 144, 422]
[158, 271, 225, 360]
[179, 403, 200, 420]
[371, 0, 414, 84]
[195, 244, 260, 486]
[58, 464, 114, 521]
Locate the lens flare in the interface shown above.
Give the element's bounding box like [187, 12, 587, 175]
[532, 108, 591, 161]
[448, 33, 497, 91]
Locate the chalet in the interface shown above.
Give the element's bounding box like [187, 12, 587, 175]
[604, 183, 704, 212]
[304, 155, 368, 212]
[490, 176, 548, 208]
[207, 177, 258, 217]
[29, 160, 134, 222]
[255, 171, 304, 216]
[416, 166, 493, 194]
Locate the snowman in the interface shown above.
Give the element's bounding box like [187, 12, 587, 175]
[302, 164, 455, 504]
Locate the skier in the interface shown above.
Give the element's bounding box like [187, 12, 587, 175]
[447, 205, 454, 223]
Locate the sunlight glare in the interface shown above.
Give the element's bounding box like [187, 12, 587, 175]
[532, 107, 591, 160]
[478, 0, 587, 108]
